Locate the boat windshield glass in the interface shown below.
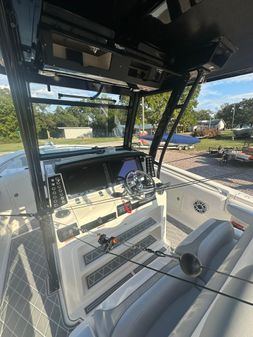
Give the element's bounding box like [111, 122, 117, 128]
[29, 83, 130, 155]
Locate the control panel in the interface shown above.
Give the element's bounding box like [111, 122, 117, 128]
[47, 174, 68, 209]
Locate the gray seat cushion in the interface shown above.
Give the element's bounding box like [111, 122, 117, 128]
[169, 224, 253, 337]
[197, 265, 253, 337]
[93, 260, 191, 337]
[91, 219, 238, 337]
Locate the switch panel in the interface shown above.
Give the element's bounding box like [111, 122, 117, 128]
[48, 174, 68, 209]
[145, 156, 155, 177]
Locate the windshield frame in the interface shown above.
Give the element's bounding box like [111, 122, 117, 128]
[28, 79, 135, 159]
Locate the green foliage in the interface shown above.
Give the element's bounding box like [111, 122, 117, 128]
[138, 85, 201, 132]
[216, 99, 253, 128]
[144, 92, 171, 127]
[0, 88, 19, 140]
[193, 109, 212, 121]
[32, 101, 121, 138]
[177, 85, 201, 132]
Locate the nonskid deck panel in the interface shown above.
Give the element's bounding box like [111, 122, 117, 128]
[0, 229, 75, 337]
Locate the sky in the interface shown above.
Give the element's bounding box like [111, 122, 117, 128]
[197, 73, 253, 112]
[1, 72, 253, 113]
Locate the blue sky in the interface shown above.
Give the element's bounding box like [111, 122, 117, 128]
[1, 72, 253, 113]
[198, 73, 253, 112]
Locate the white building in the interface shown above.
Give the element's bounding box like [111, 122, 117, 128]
[58, 127, 93, 139]
[194, 119, 226, 131]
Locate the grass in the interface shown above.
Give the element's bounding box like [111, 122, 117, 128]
[0, 142, 25, 153]
[194, 130, 250, 152]
[0, 131, 251, 153]
[0, 137, 122, 153]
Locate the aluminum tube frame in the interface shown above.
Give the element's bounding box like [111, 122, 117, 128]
[0, 0, 59, 291]
[123, 93, 140, 149]
[156, 69, 204, 178]
[149, 74, 190, 159]
[30, 97, 128, 110]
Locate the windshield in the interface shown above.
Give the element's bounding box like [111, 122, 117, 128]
[29, 83, 129, 155]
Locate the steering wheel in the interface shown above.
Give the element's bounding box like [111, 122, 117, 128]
[124, 170, 155, 200]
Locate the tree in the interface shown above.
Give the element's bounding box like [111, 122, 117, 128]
[64, 106, 90, 126]
[0, 88, 19, 140]
[177, 85, 201, 132]
[193, 109, 212, 121]
[144, 92, 171, 127]
[137, 85, 201, 132]
[33, 103, 54, 138]
[216, 99, 253, 128]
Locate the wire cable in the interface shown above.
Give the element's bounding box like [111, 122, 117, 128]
[2, 212, 252, 287]
[52, 218, 253, 304]
[65, 229, 253, 307]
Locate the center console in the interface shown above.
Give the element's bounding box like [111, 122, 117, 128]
[44, 149, 167, 323]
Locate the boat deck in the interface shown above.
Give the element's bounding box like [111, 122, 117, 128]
[0, 224, 75, 337]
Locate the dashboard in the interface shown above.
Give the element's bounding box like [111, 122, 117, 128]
[56, 154, 142, 197]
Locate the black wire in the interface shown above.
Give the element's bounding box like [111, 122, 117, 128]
[1, 171, 253, 291]
[4, 213, 252, 306]
[1, 165, 252, 217]
[52, 218, 253, 289]
[69, 231, 253, 307]
[123, 241, 253, 286]
[53, 219, 253, 306]
[1, 210, 253, 287]
[124, 240, 253, 286]
[3, 213, 253, 288]
[201, 265, 253, 285]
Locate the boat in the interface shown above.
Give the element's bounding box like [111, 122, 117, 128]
[0, 1, 253, 337]
[232, 123, 253, 138]
[138, 133, 200, 150]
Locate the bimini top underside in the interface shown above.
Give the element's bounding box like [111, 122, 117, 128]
[1, 0, 253, 92]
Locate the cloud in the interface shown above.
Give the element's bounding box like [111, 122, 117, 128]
[224, 91, 253, 102]
[198, 91, 253, 111]
[199, 86, 221, 98]
[207, 72, 253, 86]
[31, 86, 55, 98]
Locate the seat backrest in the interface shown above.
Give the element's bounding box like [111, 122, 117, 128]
[92, 219, 236, 337]
[93, 260, 194, 337]
[195, 265, 253, 337]
[170, 223, 253, 337]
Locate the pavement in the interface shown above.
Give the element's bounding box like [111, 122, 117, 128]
[160, 150, 253, 196]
